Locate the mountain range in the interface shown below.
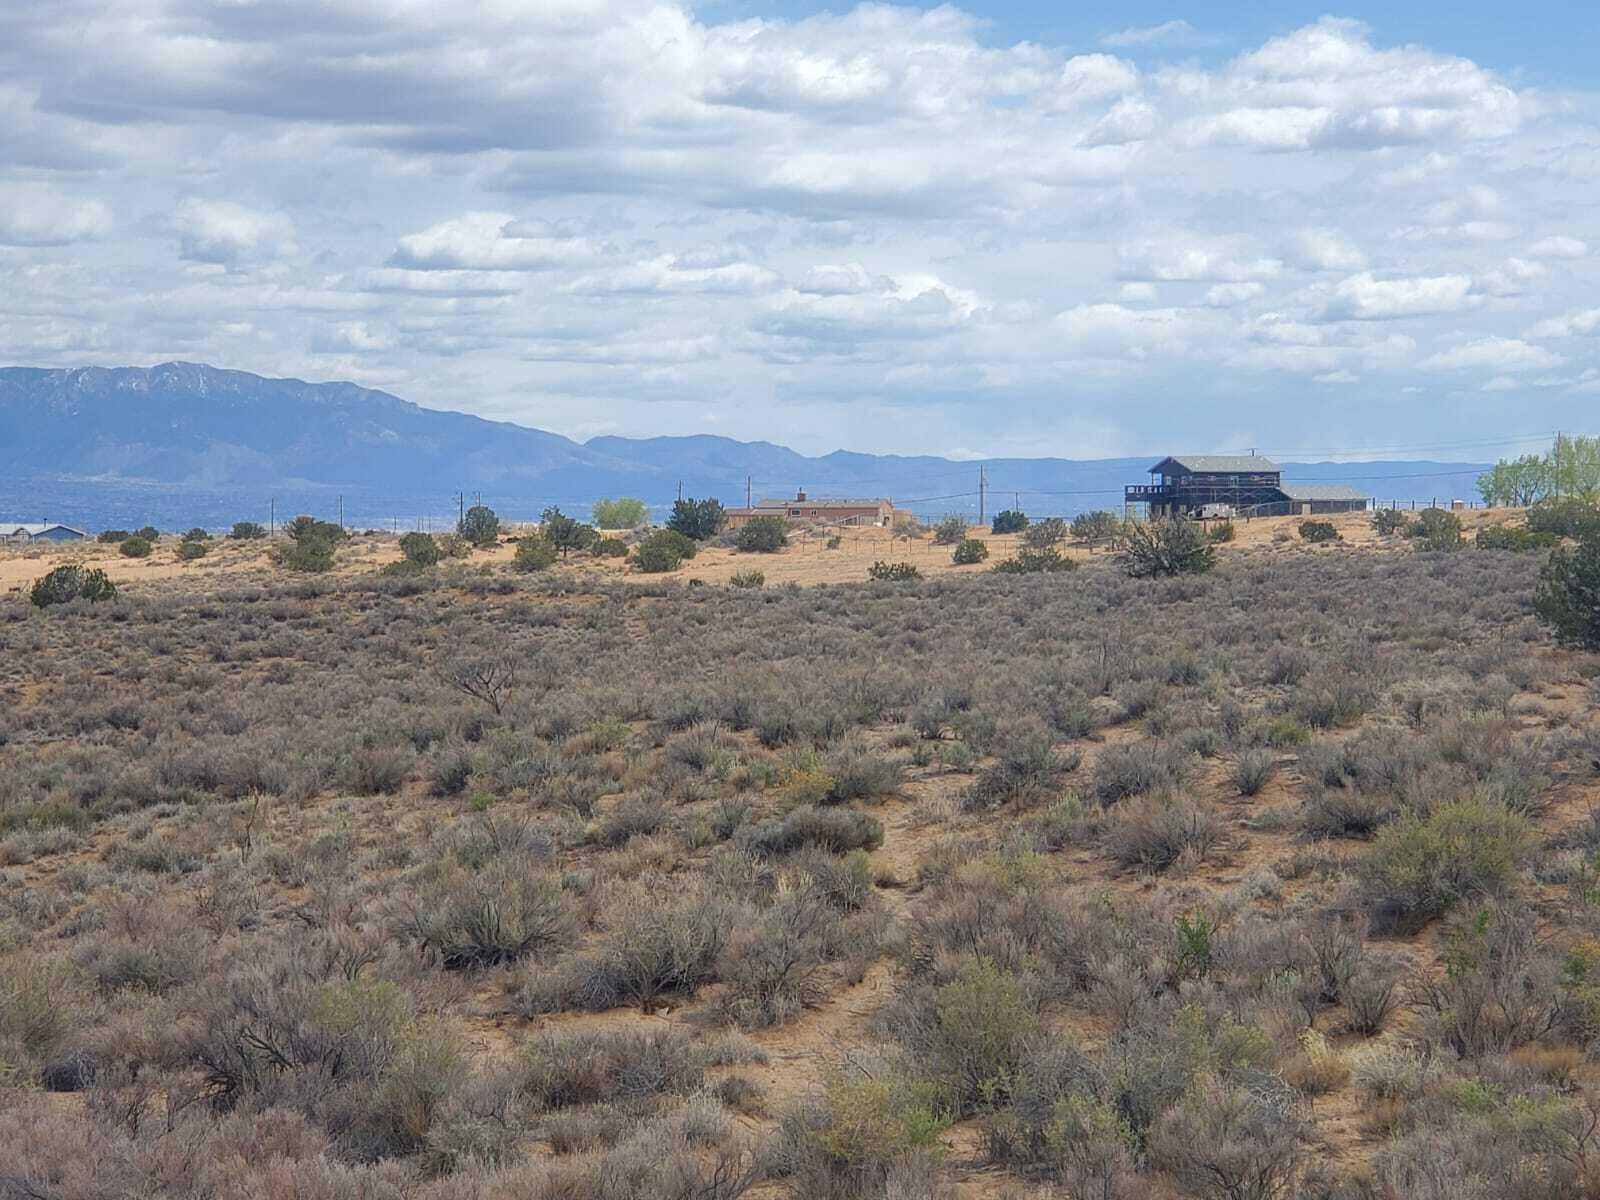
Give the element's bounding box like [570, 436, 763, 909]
[0, 362, 1491, 529]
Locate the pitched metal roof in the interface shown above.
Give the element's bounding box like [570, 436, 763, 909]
[1276, 484, 1368, 502]
[0, 522, 87, 536]
[754, 497, 890, 509]
[1151, 455, 1281, 473]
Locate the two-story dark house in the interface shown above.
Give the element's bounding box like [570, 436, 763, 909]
[1124, 455, 1368, 519]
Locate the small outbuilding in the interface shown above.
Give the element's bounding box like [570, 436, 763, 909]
[0, 522, 88, 544]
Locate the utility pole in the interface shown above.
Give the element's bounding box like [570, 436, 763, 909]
[1555, 431, 1563, 500]
[457, 492, 465, 531]
[746, 475, 752, 509]
[338, 494, 344, 531]
[978, 464, 987, 527]
[269, 497, 275, 538]
[677, 480, 683, 502]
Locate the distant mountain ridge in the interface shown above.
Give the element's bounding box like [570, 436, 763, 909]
[0, 363, 1491, 529]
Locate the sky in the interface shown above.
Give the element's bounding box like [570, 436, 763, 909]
[1, 2, 1597, 461]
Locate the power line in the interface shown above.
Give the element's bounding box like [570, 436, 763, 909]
[1227, 431, 1569, 457]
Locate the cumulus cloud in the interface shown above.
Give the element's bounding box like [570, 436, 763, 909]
[1324, 272, 1476, 320]
[390, 213, 599, 271]
[1526, 309, 1600, 339]
[1528, 235, 1589, 259]
[1204, 282, 1265, 307]
[1102, 20, 1217, 50]
[1285, 229, 1367, 272]
[1175, 18, 1520, 152]
[175, 199, 295, 264]
[0, 184, 111, 245]
[567, 254, 781, 296]
[1420, 336, 1565, 372]
[1055, 303, 1213, 357]
[1118, 235, 1281, 282]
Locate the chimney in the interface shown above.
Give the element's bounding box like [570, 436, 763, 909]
[796, 489, 807, 502]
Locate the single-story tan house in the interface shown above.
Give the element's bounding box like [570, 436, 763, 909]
[724, 490, 908, 529]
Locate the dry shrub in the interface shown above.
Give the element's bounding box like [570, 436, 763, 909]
[736, 807, 883, 857]
[1092, 742, 1187, 806]
[1147, 1076, 1302, 1200]
[403, 857, 571, 969]
[1233, 749, 1277, 797]
[521, 883, 740, 1014]
[1105, 794, 1221, 873]
[1282, 1031, 1351, 1097]
[521, 1027, 704, 1109]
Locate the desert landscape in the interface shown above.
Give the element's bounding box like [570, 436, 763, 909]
[5, 502, 1599, 1199]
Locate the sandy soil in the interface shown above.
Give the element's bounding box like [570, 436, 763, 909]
[0, 506, 1528, 596]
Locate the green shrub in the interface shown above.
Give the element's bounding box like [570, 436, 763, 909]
[399, 531, 441, 566]
[119, 536, 152, 558]
[96, 529, 130, 544]
[1477, 525, 1558, 552]
[285, 515, 343, 542]
[931, 958, 1040, 1111]
[177, 539, 208, 561]
[868, 561, 921, 582]
[991, 510, 1028, 534]
[1536, 534, 1600, 649]
[30, 566, 117, 607]
[634, 531, 691, 573]
[1372, 508, 1407, 535]
[992, 548, 1076, 574]
[1299, 520, 1339, 543]
[666, 497, 725, 540]
[807, 1067, 952, 1180]
[1528, 497, 1600, 539]
[1070, 511, 1120, 542]
[229, 521, 266, 540]
[1024, 517, 1069, 549]
[512, 533, 558, 573]
[736, 516, 789, 553]
[1207, 520, 1236, 543]
[134, 525, 159, 541]
[1119, 519, 1215, 577]
[1408, 507, 1463, 551]
[435, 532, 473, 559]
[591, 497, 649, 530]
[593, 537, 628, 558]
[932, 514, 968, 545]
[182, 527, 211, 542]
[1360, 797, 1532, 930]
[953, 538, 989, 565]
[730, 569, 765, 589]
[277, 535, 336, 573]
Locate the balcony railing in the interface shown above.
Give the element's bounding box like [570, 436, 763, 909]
[1124, 484, 1174, 499]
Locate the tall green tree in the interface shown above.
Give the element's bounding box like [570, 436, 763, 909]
[1551, 435, 1600, 503]
[1477, 455, 1550, 507]
[666, 497, 725, 541]
[541, 507, 597, 558]
[458, 504, 500, 547]
[591, 497, 649, 529]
